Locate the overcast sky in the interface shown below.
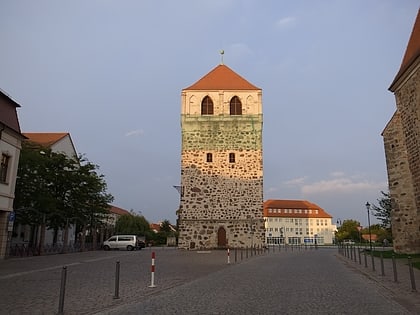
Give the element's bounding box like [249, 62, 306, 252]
[1, 1, 418, 226]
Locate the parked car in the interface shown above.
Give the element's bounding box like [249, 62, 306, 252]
[103, 235, 145, 251]
[343, 239, 355, 245]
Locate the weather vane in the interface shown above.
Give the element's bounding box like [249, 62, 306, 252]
[220, 49, 224, 65]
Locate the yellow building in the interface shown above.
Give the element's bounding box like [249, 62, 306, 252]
[263, 200, 335, 245]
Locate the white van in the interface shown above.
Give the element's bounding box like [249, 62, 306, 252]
[102, 235, 145, 251]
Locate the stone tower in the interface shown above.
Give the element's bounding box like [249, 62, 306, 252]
[383, 10, 420, 254]
[177, 63, 265, 250]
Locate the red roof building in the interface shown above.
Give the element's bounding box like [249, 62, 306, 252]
[263, 199, 335, 245]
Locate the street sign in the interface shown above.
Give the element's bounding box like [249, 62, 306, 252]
[8, 211, 15, 222]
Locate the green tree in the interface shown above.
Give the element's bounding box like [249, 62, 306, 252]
[371, 191, 392, 229]
[335, 219, 362, 243]
[115, 213, 150, 236]
[14, 142, 113, 252]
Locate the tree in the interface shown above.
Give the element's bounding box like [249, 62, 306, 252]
[335, 219, 362, 243]
[115, 213, 150, 236]
[371, 191, 392, 229]
[14, 142, 113, 252]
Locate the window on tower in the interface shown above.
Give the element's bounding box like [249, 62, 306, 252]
[201, 96, 214, 115]
[206, 153, 213, 162]
[229, 153, 235, 163]
[230, 96, 242, 115]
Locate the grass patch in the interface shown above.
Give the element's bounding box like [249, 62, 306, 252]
[364, 249, 420, 260]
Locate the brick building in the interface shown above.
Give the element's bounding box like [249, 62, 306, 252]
[382, 10, 420, 254]
[177, 63, 265, 249]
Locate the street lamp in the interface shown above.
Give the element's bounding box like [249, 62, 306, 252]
[366, 202, 373, 252]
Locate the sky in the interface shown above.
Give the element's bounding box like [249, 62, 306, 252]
[0, 1, 419, 227]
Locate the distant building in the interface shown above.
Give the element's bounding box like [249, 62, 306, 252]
[263, 200, 335, 245]
[382, 9, 420, 254]
[0, 90, 25, 259]
[177, 63, 264, 249]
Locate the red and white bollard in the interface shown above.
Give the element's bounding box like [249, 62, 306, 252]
[149, 251, 156, 288]
[227, 248, 230, 264]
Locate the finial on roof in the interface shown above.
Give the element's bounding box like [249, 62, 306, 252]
[220, 49, 224, 65]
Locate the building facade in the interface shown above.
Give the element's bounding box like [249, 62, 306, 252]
[264, 200, 335, 245]
[177, 64, 265, 249]
[382, 10, 420, 254]
[0, 90, 25, 259]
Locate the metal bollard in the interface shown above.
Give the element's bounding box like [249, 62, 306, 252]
[364, 250, 368, 268]
[358, 247, 362, 265]
[114, 261, 120, 299]
[227, 248, 230, 264]
[149, 252, 156, 288]
[235, 248, 237, 263]
[408, 256, 417, 292]
[371, 251, 375, 271]
[380, 252, 385, 276]
[58, 266, 67, 315]
[392, 254, 398, 282]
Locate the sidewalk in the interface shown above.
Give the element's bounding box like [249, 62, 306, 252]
[337, 247, 420, 313]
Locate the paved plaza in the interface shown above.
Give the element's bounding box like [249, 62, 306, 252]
[0, 246, 419, 314]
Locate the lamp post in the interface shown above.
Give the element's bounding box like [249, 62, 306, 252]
[365, 202, 372, 252]
[366, 202, 375, 270]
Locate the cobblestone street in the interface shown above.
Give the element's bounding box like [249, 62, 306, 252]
[0, 247, 419, 314]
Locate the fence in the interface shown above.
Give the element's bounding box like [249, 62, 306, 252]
[338, 243, 419, 293]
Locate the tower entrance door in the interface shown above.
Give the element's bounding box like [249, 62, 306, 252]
[217, 227, 227, 248]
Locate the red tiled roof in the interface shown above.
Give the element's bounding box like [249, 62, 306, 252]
[150, 223, 161, 232]
[109, 205, 131, 216]
[263, 199, 332, 218]
[183, 64, 260, 90]
[23, 132, 69, 147]
[390, 9, 420, 90]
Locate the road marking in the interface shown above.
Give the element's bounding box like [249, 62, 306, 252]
[0, 262, 81, 280]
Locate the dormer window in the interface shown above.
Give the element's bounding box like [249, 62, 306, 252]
[201, 96, 214, 115]
[230, 96, 242, 115]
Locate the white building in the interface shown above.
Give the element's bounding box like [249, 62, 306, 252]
[263, 200, 336, 245]
[0, 90, 25, 259]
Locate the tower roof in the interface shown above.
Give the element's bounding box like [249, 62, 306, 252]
[390, 9, 420, 90]
[183, 64, 260, 91]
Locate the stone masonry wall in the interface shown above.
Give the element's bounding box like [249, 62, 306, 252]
[178, 114, 264, 249]
[383, 112, 420, 253]
[384, 64, 420, 254]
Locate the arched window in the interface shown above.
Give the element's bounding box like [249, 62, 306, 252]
[230, 96, 242, 115]
[201, 96, 214, 115]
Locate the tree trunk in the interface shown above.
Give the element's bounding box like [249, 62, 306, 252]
[62, 220, 69, 253]
[80, 226, 86, 251]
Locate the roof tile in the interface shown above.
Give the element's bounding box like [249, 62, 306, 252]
[184, 64, 260, 90]
[263, 199, 332, 218]
[23, 132, 69, 147]
[390, 9, 420, 89]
